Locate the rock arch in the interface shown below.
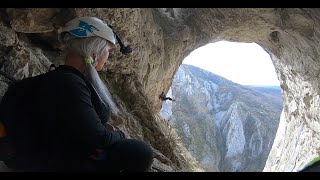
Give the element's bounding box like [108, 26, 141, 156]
[0, 8, 319, 171]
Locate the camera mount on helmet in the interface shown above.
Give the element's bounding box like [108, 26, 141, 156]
[107, 25, 132, 55]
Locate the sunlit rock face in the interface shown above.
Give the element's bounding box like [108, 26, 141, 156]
[161, 64, 282, 171]
[1, 8, 320, 171]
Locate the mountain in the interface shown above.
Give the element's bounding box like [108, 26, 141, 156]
[161, 64, 282, 172]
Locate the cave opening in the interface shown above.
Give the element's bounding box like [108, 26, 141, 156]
[160, 40, 283, 172]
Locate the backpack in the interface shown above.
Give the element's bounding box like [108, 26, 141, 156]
[0, 88, 16, 162]
[0, 65, 109, 167]
[0, 122, 15, 162]
[0, 66, 55, 162]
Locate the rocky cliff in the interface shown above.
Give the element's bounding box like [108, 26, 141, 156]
[0, 8, 320, 171]
[161, 64, 282, 172]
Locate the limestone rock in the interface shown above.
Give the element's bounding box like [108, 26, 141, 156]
[6, 8, 61, 33]
[1, 8, 320, 172]
[0, 161, 11, 172]
[0, 21, 16, 47]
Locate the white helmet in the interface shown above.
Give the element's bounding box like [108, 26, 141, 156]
[59, 16, 116, 45]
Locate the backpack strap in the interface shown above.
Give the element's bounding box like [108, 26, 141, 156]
[0, 138, 16, 161]
[0, 120, 15, 161]
[0, 121, 6, 138]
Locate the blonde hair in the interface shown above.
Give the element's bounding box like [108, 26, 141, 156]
[61, 33, 119, 114]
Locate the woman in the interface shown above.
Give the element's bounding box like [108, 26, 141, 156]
[0, 17, 153, 172]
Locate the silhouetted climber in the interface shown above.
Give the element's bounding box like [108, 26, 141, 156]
[0, 17, 153, 172]
[159, 91, 174, 101]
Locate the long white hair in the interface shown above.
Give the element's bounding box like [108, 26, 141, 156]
[61, 33, 119, 114]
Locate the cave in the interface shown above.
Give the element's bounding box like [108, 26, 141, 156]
[0, 8, 320, 172]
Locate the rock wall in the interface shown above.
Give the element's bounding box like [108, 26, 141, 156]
[1, 8, 320, 171]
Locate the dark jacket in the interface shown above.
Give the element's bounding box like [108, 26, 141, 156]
[0, 65, 125, 171]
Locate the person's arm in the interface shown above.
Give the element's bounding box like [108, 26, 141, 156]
[58, 74, 125, 152]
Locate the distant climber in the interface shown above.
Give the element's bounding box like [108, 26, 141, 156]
[159, 91, 174, 101]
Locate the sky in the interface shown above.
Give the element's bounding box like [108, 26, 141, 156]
[182, 41, 280, 86]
